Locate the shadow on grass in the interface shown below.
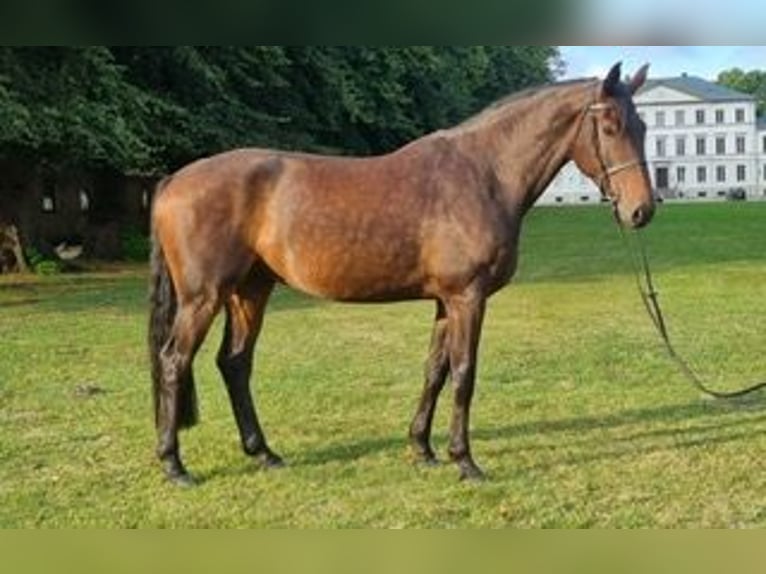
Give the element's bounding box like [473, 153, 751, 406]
[0, 275, 130, 292]
[0, 276, 323, 314]
[515, 417, 766, 474]
[0, 297, 43, 308]
[287, 397, 766, 471]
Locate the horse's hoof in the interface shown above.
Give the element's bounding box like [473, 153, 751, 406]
[413, 452, 440, 467]
[168, 472, 197, 487]
[410, 437, 439, 466]
[458, 462, 486, 482]
[258, 451, 285, 469]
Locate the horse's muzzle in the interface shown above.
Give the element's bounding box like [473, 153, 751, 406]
[614, 200, 654, 229]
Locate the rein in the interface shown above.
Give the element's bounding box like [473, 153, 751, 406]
[584, 88, 765, 399]
[619, 213, 766, 400]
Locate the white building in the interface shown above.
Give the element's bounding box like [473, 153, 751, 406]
[542, 75, 766, 204]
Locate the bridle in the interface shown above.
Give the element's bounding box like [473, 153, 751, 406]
[582, 95, 647, 204]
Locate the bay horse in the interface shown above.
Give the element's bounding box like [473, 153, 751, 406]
[149, 62, 654, 485]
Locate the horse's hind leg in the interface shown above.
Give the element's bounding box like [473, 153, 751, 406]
[217, 278, 283, 468]
[409, 301, 450, 464]
[157, 294, 218, 484]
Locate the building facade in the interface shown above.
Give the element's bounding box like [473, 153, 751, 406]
[541, 75, 766, 204]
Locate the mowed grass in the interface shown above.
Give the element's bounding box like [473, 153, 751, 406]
[1, 202, 765, 527]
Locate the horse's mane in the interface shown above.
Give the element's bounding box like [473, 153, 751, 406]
[454, 77, 596, 132]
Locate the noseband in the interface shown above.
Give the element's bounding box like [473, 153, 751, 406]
[584, 99, 646, 203]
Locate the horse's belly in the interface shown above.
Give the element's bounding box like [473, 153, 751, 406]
[267, 233, 425, 302]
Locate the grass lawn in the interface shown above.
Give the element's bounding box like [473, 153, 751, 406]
[1, 202, 765, 527]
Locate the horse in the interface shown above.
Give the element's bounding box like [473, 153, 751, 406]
[148, 62, 654, 485]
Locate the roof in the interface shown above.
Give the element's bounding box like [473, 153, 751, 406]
[637, 75, 755, 102]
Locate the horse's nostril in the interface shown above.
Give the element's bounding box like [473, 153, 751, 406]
[632, 206, 645, 226]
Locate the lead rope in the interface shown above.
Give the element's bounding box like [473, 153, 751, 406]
[619, 225, 766, 399]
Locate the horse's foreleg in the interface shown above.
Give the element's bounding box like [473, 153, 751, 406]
[156, 295, 218, 485]
[217, 280, 283, 468]
[409, 301, 449, 464]
[445, 288, 486, 481]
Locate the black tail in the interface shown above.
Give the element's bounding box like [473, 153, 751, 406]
[148, 220, 198, 431]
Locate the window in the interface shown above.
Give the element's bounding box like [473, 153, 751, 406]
[41, 180, 56, 213]
[716, 136, 726, 155]
[41, 195, 55, 212]
[676, 166, 686, 184]
[655, 111, 666, 127]
[762, 136, 766, 154]
[698, 191, 708, 198]
[737, 165, 746, 181]
[655, 167, 669, 189]
[696, 136, 706, 155]
[675, 137, 686, 156]
[715, 109, 724, 124]
[78, 189, 90, 211]
[555, 196, 563, 203]
[696, 109, 705, 124]
[141, 188, 152, 211]
[697, 166, 707, 183]
[763, 164, 766, 180]
[736, 136, 746, 154]
[656, 137, 666, 157]
[675, 109, 685, 126]
[580, 196, 590, 203]
[736, 108, 745, 122]
[717, 190, 727, 197]
[716, 166, 726, 183]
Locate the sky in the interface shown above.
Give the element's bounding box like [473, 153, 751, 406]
[559, 46, 766, 81]
[575, 0, 766, 48]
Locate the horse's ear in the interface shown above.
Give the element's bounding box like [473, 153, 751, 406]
[601, 62, 622, 98]
[628, 63, 650, 95]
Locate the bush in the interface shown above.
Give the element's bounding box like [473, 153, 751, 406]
[120, 227, 150, 261]
[34, 260, 63, 275]
[24, 247, 62, 275]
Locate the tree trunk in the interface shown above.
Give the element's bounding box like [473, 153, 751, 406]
[0, 223, 29, 273]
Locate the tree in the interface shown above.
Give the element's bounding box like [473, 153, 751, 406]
[0, 223, 28, 273]
[0, 47, 154, 172]
[717, 68, 766, 117]
[0, 46, 561, 174]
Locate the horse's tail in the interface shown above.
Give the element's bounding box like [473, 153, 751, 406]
[148, 181, 198, 430]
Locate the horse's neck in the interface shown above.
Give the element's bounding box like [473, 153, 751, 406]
[458, 83, 593, 212]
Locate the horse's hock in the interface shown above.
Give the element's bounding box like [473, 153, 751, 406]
[0, 223, 29, 273]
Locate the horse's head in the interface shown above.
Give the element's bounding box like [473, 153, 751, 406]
[571, 62, 654, 228]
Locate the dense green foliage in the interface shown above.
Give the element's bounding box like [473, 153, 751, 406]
[717, 68, 766, 117]
[1, 203, 765, 527]
[0, 47, 559, 174]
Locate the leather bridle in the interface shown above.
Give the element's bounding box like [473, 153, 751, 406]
[583, 97, 647, 204]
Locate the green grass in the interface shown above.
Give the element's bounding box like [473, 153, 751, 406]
[1, 202, 765, 527]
